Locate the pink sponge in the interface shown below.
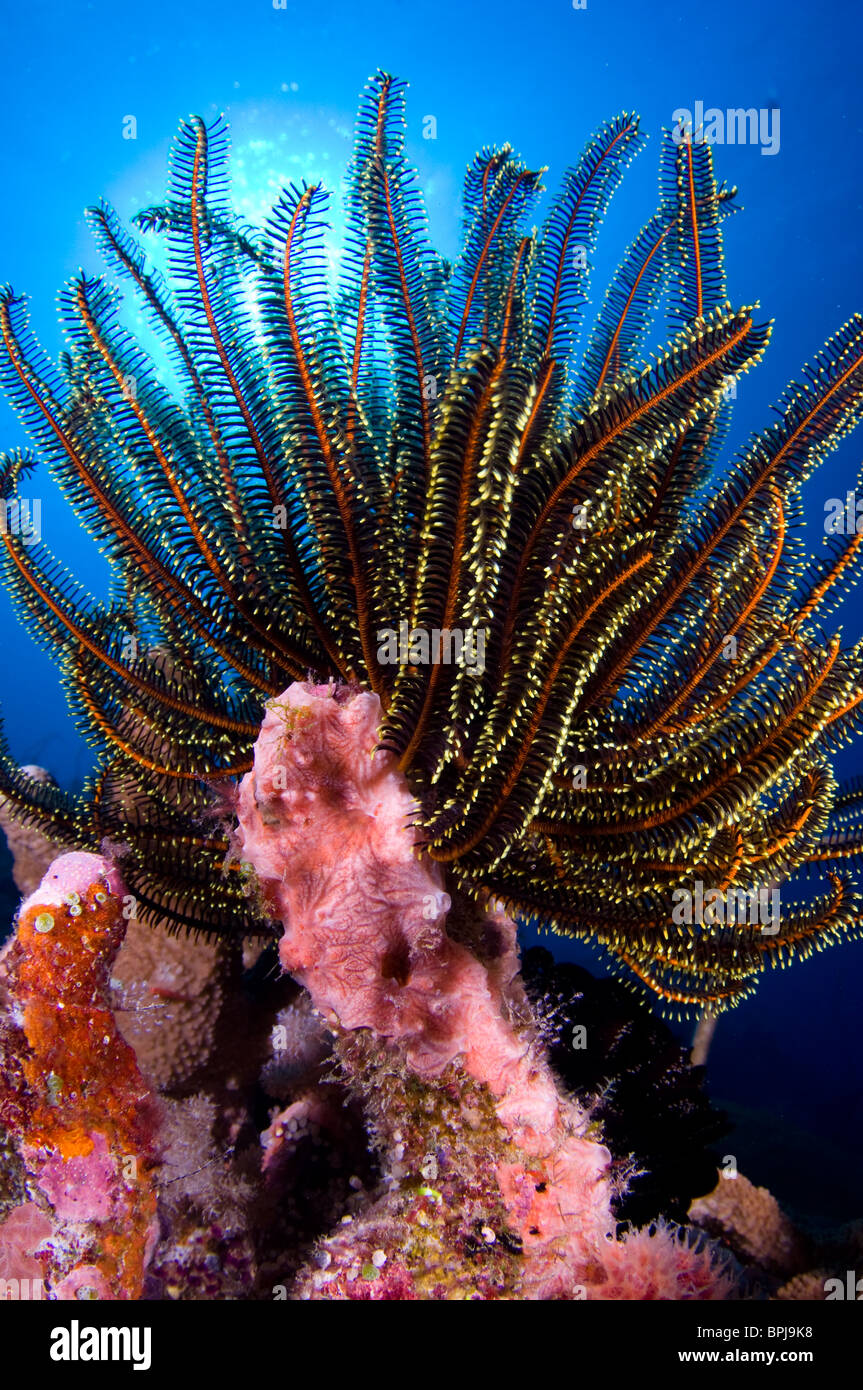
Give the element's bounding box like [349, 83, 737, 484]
[237, 682, 731, 1300]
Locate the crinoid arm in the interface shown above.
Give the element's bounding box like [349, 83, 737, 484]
[1, 71, 863, 1013]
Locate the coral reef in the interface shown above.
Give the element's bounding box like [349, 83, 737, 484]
[0, 812, 849, 1300]
[0, 1200, 52, 1289]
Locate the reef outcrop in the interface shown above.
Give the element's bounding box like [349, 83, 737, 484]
[235, 682, 731, 1299]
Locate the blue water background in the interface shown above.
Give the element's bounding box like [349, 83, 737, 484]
[1, 0, 861, 1223]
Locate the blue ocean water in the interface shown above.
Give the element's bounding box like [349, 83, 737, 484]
[0, 0, 860, 1223]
